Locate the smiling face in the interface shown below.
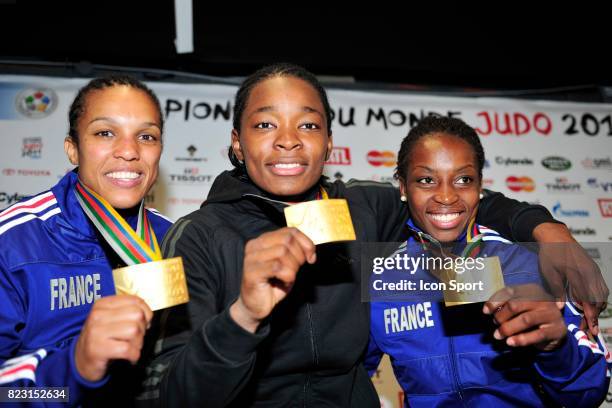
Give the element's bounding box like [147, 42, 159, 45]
[64, 85, 162, 209]
[231, 76, 332, 198]
[400, 132, 481, 242]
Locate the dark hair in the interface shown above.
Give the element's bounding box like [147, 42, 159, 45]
[68, 75, 164, 145]
[395, 115, 485, 181]
[228, 63, 332, 170]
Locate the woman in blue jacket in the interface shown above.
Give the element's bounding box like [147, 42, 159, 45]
[0, 75, 172, 406]
[366, 116, 610, 407]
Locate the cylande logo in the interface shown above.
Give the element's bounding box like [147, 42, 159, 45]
[505, 176, 535, 192]
[326, 147, 351, 165]
[495, 157, 534, 166]
[367, 150, 396, 167]
[0, 192, 25, 206]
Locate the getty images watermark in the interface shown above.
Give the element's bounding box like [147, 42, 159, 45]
[361, 241, 612, 304]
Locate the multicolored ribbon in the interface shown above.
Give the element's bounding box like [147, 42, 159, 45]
[461, 217, 484, 258]
[317, 187, 329, 200]
[74, 180, 162, 266]
[412, 216, 484, 259]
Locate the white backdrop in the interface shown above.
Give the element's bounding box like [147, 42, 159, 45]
[1, 74, 612, 406]
[1, 74, 610, 241]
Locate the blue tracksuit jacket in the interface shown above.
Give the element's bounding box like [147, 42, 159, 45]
[366, 220, 610, 407]
[0, 170, 172, 406]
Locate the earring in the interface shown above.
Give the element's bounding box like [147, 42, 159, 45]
[400, 195, 407, 202]
[479, 192, 484, 200]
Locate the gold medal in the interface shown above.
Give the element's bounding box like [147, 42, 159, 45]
[284, 199, 356, 245]
[112, 257, 189, 311]
[441, 256, 505, 307]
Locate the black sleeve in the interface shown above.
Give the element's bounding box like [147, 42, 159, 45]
[477, 189, 564, 241]
[347, 180, 562, 243]
[141, 218, 269, 408]
[344, 179, 411, 242]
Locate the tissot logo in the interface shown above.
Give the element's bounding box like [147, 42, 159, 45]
[505, 176, 535, 192]
[541, 156, 571, 171]
[325, 147, 351, 165]
[495, 157, 533, 166]
[545, 178, 581, 193]
[168, 167, 213, 184]
[598, 199, 612, 218]
[367, 150, 396, 167]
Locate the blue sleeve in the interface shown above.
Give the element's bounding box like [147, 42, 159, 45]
[489, 241, 543, 287]
[533, 302, 610, 407]
[0, 264, 107, 407]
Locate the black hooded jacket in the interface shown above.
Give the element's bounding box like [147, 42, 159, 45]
[141, 170, 556, 407]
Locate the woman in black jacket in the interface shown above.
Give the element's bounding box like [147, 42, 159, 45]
[141, 63, 590, 407]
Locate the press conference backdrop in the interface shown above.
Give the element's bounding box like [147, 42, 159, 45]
[1, 75, 611, 407]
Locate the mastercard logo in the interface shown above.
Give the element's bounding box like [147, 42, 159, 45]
[367, 150, 396, 167]
[506, 176, 535, 192]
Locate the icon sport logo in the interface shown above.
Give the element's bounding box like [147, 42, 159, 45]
[505, 176, 535, 192]
[367, 150, 396, 167]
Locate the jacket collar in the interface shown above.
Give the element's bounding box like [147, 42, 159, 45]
[52, 169, 142, 239]
[204, 170, 330, 209]
[405, 218, 469, 245]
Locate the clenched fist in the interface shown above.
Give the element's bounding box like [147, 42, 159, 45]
[74, 294, 153, 382]
[230, 228, 316, 333]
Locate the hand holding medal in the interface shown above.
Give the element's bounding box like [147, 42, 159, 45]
[75, 181, 189, 311]
[284, 188, 356, 245]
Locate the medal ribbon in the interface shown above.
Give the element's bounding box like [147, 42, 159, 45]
[412, 216, 483, 258]
[74, 180, 162, 266]
[461, 216, 484, 258]
[286, 186, 328, 204]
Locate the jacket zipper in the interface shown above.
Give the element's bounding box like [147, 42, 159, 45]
[303, 374, 310, 408]
[448, 336, 464, 401]
[247, 193, 320, 406]
[306, 304, 319, 366]
[304, 304, 319, 407]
